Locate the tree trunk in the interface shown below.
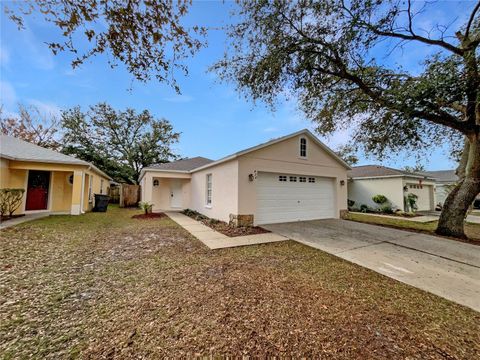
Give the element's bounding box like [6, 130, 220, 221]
[436, 135, 480, 239]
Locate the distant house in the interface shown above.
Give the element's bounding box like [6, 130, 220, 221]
[418, 170, 457, 206]
[0, 135, 112, 215]
[348, 165, 436, 211]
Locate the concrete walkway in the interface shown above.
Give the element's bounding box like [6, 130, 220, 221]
[165, 212, 287, 249]
[0, 213, 50, 230]
[264, 219, 480, 312]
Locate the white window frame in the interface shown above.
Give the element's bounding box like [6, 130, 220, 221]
[205, 173, 212, 207]
[88, 175, 93, 202]
[299, 137, 307, 158]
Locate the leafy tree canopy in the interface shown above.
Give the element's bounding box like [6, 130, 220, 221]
[213, 0, 476, 159]
[1, 104, 61, 150]
[335, 144, 359, 165]
[5, 0, 206, 91]
[61, 103, 180, 184]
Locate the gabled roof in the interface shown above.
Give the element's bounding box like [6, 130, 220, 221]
[348, 165, 433, 180]
[144, 157, 213, 172]
[419, 170, 457, 183]
[140, 129, 350, 181]
[0, 135, 112, 180]
[192, 129, 351, 172]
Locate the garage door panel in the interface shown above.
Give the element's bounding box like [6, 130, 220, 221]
[256, 172, 336, 225]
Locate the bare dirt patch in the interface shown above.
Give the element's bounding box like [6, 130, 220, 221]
[1, 205, 478, 358]
[182, 209, 270, 237]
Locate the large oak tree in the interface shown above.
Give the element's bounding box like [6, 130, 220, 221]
[213, 0, 480, 240]
[62, 103, 180, 184]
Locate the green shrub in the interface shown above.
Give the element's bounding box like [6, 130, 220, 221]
[0, 188, 25, 217]
[138, 201, 153, 214]
[406, 193, 418, 212]
[372, 194, 388, 205]
[379, 205, 393, 214]
[360, 204, 369, 213]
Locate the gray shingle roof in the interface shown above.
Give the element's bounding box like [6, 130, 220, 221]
[0, 135, 112, 179]
[419, 170, 457, 183]
[1, 135, 87, 164]
[146, 157, 213, 171]
[348, 165, 432, 179]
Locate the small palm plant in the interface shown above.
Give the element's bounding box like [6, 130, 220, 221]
[138, 201, 153, 214]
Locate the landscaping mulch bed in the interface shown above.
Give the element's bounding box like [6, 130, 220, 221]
[182, 209, 270, 237]
[1, 206, 478, 358]
[131, 212, 167, 220]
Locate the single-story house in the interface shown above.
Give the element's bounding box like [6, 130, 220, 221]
[418, 170, 457, 206]
[0, 135, 112, 215]
[140, 129, 350, 226]
[347, 165, 436, 211]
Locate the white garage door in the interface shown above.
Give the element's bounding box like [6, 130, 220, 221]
[256, 172, 336, 225]
[407, 184, 433, 211]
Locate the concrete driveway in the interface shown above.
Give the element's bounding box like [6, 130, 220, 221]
[263, 219, 480, 312]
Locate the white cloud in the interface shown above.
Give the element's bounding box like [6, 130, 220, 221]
[27, 99, 61, 118]
[0, 46, 10, 67]
[0, 80, 17, 109]
[162, 94, 194, 103]
[263, 127, 278, 133]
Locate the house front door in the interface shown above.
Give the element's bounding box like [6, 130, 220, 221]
[25, 171, 50, 211]
[170, 180, 183, 208]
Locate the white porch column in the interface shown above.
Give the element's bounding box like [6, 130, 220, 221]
[143, 173, 153, 203]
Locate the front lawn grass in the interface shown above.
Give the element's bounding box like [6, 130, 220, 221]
[1, 206, 479, 358]
[346, 211, 480, 244]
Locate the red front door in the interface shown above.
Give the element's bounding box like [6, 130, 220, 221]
[25, 171, 50, 211]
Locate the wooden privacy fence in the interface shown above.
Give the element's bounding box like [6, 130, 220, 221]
[108, 185, 120, 204]
[119, 184, 140, 207]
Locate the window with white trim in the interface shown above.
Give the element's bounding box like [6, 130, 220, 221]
[308, 177, 316, 183]
[206, 174, 212, 206]
[299, 177, 306, 182]
[289, 176, 297, 182]
[88, 176, 93, 202]
[300, 137, 307, 158]
[278, 175, 287, 182]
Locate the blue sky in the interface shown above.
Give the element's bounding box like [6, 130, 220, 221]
[0, 1, 473, 170]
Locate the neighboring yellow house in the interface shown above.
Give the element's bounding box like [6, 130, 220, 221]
[0, 135, 112, 215]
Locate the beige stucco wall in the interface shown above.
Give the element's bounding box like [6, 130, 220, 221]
[190, 159, 239, 222]
[0, 158, 10, 188]
[237, 134, 348, 221]
[50, 171, 73, 212]
[348, 177, 405, 211]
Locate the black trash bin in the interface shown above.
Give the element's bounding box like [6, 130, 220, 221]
[93, 194, 110, 212]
